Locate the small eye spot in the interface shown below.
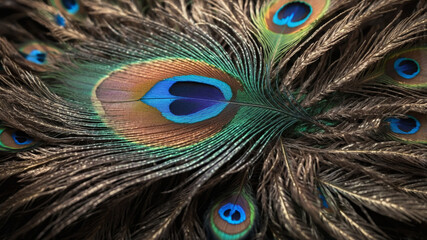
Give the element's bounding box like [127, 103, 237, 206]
[24, 50, 47, 65]
[218, 203, 246, 225]
[0, 127, 38, 151]
[273, 2, 313, 28]
[394, 58, 420, 79]
[12, 131, 34, 145]
[55, 14, 66, 27]
[386, 116, 420, 135]
[61, 0, 79, 14]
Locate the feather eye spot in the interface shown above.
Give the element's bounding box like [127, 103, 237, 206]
[208, 192, 256, 240]
[273, 2, 312, 27]
[384, 48, 426, 87]
[51, 0, 85, 18]
[385, 113, 426, 143]
[61, 0, 79, 14]
[93, 60, 242, 147]
[0, 127, 37, 151]
[18, 42, 61, 68]
[386, 116, 420, 135]
[55, 14, 66, 27]
[12, 131, 34, 145]
[219, 203, 246, 225]
[265, 0, 329, 34]
[394, 58, 420, 79]
[23, 50, 47, 65]
[141, 76, 232, 123]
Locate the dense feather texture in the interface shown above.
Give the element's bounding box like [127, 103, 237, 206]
[0, 0, 426, 239]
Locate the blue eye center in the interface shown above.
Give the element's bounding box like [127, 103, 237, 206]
[61, 0, 79, 14]
[12, 131, 33, 145]
[397, 118, 416, 132]
[386, 116, 420, 135]
[394, 58, 420, 79]
[55, 14, 66, 27]
[273, 2, 313, 27]
[168, 81, 226, 116]
[218, 203, 246, 225]
[23, 50, 47, 65]
[141, 75, 233, 124]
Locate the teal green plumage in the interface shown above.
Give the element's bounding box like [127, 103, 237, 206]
[0, 0, 426, 239]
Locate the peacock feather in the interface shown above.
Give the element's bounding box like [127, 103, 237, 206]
[0, 0, 426, 239]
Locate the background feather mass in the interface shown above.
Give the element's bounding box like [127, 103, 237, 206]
[0, 0, 426, 239]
